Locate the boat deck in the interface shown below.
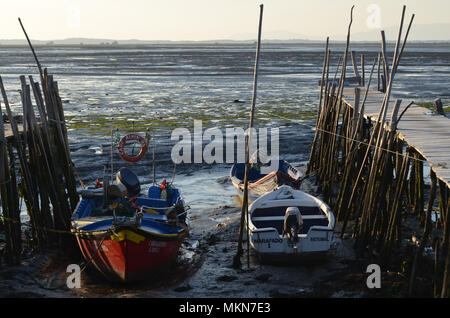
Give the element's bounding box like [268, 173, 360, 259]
[252, 205, 329, 235]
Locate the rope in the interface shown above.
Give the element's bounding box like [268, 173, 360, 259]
[171, 163, 177, 184]
[79, 231, 111, 274]
[0, 199, 186, 235]
[47, 118, 65, 124]
[140, 205, 175, 212]
[0, 214, 77, 235]
[72, 165, 86, 190]
[268, 111, 429, 164]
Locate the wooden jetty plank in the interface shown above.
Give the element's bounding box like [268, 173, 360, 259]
[341, 87, 450, 188]
[4, 125, 23, 138]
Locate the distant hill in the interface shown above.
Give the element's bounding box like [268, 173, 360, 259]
[346, 23, 450, 42]
[0, 38, 174, 46]
[229, 30, 309, 41]
[0, 23, 449, 46]
[228, 23, 450, 42]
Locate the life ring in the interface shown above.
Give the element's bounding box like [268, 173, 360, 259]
[117, 133, 147, 163]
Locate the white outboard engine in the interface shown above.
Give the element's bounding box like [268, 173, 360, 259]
[108, 167, 141, 198]
[283, 207, 303, 245]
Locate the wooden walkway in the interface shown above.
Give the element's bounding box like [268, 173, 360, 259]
[4, 126, 23, 139]
[341, 88, 450, 188]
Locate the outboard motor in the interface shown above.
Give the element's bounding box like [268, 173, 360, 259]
[283, 207, 303, 245]
[111, 167, 141, 198]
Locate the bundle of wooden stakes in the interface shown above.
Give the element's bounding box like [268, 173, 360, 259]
[0, 70, 79, 264]
[307, 5, 450, 297]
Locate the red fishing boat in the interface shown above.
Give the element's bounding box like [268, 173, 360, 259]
[71, 166, 188, 282]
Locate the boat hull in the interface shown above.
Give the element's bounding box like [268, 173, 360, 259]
[230, 161, 302, 200]
[75, 229, 183, 282]
[248, 186, 335, 262]
[249, 228, 334, 263]
[232, 170, 301, 201]
[255, 250, 332, 264]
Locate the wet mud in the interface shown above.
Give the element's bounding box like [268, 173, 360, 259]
[0, 203, 370, 298]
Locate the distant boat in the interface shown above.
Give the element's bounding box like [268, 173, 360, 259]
[230, 160, 302, 201]
[71, 167, 188, 282]
[248, 185, 335, 262]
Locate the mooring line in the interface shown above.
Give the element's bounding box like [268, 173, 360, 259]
[268, 112, 429, 164]
[0, 215, 79, 235]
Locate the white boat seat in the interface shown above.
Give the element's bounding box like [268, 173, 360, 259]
[252, 215, 327, 221]
[252, 214, 329, 235]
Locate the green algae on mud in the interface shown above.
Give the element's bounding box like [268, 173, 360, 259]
[65, 108, 317, 134]
[417, 102, 450, 113]
[66, 114, 179, 133]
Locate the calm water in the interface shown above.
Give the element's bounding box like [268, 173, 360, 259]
[0, 42, 448, 213]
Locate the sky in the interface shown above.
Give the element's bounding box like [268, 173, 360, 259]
[0, 0, 449, 41]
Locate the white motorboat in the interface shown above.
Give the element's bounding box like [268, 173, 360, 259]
[248, 185, 335, 262]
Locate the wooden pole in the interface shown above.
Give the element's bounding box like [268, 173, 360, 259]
[44, 72, 79, 213]
[347, 6, 411, 213]
[442, 198, 450, 298]
[0, 76, 44, 251]
[434, 237, 441, 297]
[335, 59, 376, 228]
[380, 31, 390, 87]
[441, 182, 450, 252]
[0, 99, 21, 264]
[24, 76, 69, 234]
[307, 37, 329, 175]
[311, 56, 340, 176]
[360, 54, 365, 87]
[322, 5, 354, 200]
[18, 18, 44, 83]
[6, 142, 21, 261]
[349, 8, 410, 250]
[434, 98, 445, 116]
[152, 131, 156, 185]
[377, 52, 381, 91]
[317, 37, 329, 121]
[409, 169, 436, 296]
[393, 12, 415, 74]
[350, 59, 377, 143]
[234, 4, 263, 269]
[350, 51, 360, 81]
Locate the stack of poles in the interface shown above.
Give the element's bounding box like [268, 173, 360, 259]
[0, 84, 21, 264]
[308, 5, 450, 297]
[0, 71, 79, 262]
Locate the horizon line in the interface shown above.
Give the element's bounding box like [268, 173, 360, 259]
[1, 38, 450, 44]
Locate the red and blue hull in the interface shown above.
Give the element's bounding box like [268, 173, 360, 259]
[72, 184, 188, 282]
[73, 223, 186, 282]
